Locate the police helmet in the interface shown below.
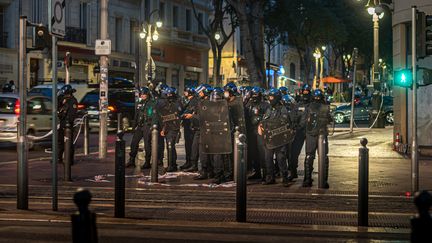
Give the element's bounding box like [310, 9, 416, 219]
[155, 82, 169, 94]
[196, 84, 213, 97]
[223, 82, 238, 96]
[250, 86, 262, 97]
[211, 87, 224, 100]
[139, 87, 150, 95]
[282, 94, 296, 106]
[268, 88, 281, 97]
[313, 89, 325, 102]
[279, 86, 289, 95]
[162, 86, 176, 97]
[184, 86, 196, 96]
[61, 84, 76, 95]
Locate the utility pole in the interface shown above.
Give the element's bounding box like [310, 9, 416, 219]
[411, 6, 418, 193]
[17, 16, 28, 210]
[99, 0, 109, 159]
[65, 51, 70, 84]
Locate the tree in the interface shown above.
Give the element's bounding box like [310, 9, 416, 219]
[226, 0, 267, 87]
[191, 0, 238, 87]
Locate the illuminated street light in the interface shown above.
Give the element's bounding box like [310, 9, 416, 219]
[215, 33, 221, 41]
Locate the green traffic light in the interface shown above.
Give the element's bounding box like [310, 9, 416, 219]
[394, 69, 412, 87]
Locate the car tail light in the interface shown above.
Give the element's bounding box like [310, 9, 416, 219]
[108, 105, 116, 112]
[14, 99, 20, 115]
[77, 104, 85, 110]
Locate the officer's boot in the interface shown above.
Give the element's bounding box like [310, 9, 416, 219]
[282, 172, 291, 187]
[126, 157, 136, 168]
[323, 157, 330, 189]
[166, 143, 177, 172]
[180, 161, 192, 170]
[262, 174, 276, 185]
[302, 155, 313, 187]
[141, 159, 151, 170]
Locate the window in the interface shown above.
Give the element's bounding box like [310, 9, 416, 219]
[115, 17, 122, 51]
[28, 99, 43, 114]
[80, 2, 88, 29]
[32, 0, 42, 23]
[144, 0, 150, 20]
[159, 2, 165, 22]
[173, 6, 179, 28]
[198, 13, 203, 34]
[186, 9, 191, 31]
[42, 98, 52, 113]
[0, 97, 15, 114]
[290, 63, 296, 79]
[130, 21, 136, 54]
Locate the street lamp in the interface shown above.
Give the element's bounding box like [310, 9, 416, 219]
[140, 9, 163, 86]
[312, 48, 321, 90]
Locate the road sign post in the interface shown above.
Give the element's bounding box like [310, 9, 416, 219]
[49, 0, 65, 211]
[98, 0, 109, 159]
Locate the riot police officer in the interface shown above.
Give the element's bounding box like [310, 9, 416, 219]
[258, 88, 291, 186]
[58, 84, 78, 164]
[179, 86, 196, 170]
[279, 86, 289, 96]
[157, 87, 183, 172]
[288, 84, 312, 181]
[302, 89, 332, 188]
[244, 86, 269, 180]
[187, 84, 214, 179]
[126, 87, 155, 169]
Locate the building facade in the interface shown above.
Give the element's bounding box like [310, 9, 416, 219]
[392, 0, 432, 151]
[0, 0, 211, 92]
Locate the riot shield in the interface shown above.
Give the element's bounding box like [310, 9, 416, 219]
[199, 99, 232, 154]
[228, 96, 246, 134]
[262, 118, 296, 150]
[159, 103, 181, 131]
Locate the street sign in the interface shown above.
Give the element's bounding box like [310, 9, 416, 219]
[50, 0, 66, 37]
[95, 40, 111, 55]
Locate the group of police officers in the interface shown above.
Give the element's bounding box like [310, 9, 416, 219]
[126, 81, 332, 188]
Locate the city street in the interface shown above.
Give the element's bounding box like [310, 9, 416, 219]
[0, 126, 429, 241]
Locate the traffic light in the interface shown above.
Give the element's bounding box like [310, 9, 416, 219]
[394, 69, 413, 88]
[33, 25, 52, 50]
[416, 11, 432, 59]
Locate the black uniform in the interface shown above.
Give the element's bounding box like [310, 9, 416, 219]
[128, 97, 156, 168]
[245, 97, 269, 179]
[156, 97, 182, 172]
[302, 100, 332, 188]
[180, 96, 197, 170]
[261, 103, 290, 184]
[288, 98, 309, 180]
[58, 94, 78, 164]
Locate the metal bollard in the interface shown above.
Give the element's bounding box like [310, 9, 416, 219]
[318, 134, 326, 188]
[411, 190, 432, 242]
[71, 188, 98, 243]
[358, 138, 369, 226]
[151, 125, 159, 182]
[84, 115, 90, 155]
[115, 131, 125, 218]
[64, 123, 72, 181]
[233, 126, 240, 183]
[236, 134, 247, 222]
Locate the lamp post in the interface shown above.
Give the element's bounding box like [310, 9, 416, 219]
[313, 48, 321, 90]
[366, 0, 386, 128]
[319, 46, 326, 90]
[140, 10, 162, 87]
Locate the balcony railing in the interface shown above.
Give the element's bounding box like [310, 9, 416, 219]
[0, 32, 8, 48]
[64, 27, 86, 44]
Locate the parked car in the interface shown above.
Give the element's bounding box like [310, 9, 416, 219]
[29, 83, 94, 102]
[0, 93, 53, 149]
[78, 89, 136, 131]
[332, 96, 393, 125]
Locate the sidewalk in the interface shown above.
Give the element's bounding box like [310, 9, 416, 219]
[0, 127, 427, 239]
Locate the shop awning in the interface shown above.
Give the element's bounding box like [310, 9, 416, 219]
[319, 76, 351, 83]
